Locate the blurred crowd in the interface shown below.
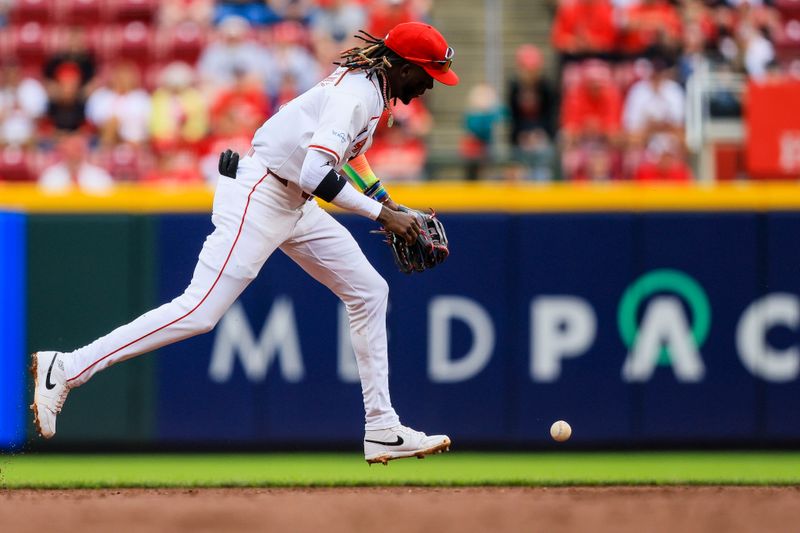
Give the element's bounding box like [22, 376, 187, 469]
[0, 0, 433, 191]
[2, 0, 799, 190]
[462, 0, 800, 182]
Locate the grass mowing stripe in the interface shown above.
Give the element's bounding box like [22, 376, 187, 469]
[2, 453, 800, 488]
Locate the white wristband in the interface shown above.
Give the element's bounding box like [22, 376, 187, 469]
[331, 182, 383, 219]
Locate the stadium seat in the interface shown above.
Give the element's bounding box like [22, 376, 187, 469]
[775, 0, 800, 17]
[106, 0, 158, 24]
[775, 19, 800, 56]
[101, 22, 154, 66]
[49, 25, 103, 57]
[0, 146, 34, 183]
[57, 0, 103, 26]
[155, 21, 206, 65]
[9, 0, 53, 24]
[102, 143, 151, 182]
[10, 22, 48, 70]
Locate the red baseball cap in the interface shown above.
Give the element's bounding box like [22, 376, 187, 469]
[384, 22, 459, 86]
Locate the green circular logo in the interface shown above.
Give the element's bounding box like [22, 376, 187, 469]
[618, 269, 711, 364]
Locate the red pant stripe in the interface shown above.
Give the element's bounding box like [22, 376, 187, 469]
[67, 174, 269, 383]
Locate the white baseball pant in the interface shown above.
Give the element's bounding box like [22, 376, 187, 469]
[61, 154, 401, 430]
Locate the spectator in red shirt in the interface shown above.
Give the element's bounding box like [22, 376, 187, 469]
[366, 98, 432, 179]
[209, 68, 271, 131]
[561, 60, 622, 145]
[572, 143, 616, 181]
[633, 135, 693, 182]
[373, 98, 432, 138]
[367, 123, 427, 182]
[682, 0, 717, 45]
[142, 149, 205, 186]
[201, 69, 263, 184]
[619, 0, 683, 56]
[552, 0, 618, 59]
[560, 60, 623, 180]
[367, 0, 416, 39]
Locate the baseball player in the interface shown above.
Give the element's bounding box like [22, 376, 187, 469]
[31, 22, 458, 464]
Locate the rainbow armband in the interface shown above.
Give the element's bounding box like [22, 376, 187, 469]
[342, 155, 390, 203]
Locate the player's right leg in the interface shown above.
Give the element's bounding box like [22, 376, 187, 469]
[31, 261, 254, 437]
[31, 156, 300, 438]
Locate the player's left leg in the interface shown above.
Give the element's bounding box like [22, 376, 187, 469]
[31, 157, 301, 438]
[280, 201, 450, 464]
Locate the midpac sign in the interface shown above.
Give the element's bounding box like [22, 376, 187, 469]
[208, 269, 800, 386]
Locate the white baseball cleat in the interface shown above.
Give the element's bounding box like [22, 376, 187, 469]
[364, 425, 451, 465]
[30, 351, 71, 439]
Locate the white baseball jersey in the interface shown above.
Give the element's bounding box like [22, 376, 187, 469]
[61, 66, 402, 433]
[250, 67, 385, 181]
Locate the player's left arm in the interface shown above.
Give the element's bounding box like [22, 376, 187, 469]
[342, 155, 400, 211]
[344, 155, 449, 273]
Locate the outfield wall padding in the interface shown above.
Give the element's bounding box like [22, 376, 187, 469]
[25, 216, 157, 444]
[4, 210, 800, 448]
[154, 212, 800, 447]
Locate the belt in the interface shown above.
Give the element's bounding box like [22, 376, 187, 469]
[248, 146, 312, 201]
[268, 170, 312, 201]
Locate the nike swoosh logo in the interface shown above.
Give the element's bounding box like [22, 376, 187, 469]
[364, 436, 404, 446]
[45, 354, 58, 390]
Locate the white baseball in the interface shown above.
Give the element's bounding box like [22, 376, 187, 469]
[550, 420, 572, 442]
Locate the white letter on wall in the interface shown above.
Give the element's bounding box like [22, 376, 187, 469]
[428, 296, 495, 383]
[209, 298, 304, 383]
[737, 293, 800, 382]
[531, 296, 596, 382]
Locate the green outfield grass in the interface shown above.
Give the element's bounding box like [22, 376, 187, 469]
[2, 452, 800, 488]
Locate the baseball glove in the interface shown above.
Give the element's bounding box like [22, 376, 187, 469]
[381, 207, 449, 274]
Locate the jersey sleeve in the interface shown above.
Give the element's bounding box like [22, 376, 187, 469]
[307, 91, 367, 166]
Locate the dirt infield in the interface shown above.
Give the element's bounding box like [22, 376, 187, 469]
[1, 487, 799, 533]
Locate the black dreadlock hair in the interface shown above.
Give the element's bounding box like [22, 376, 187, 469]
[335, 30, 406, 126]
